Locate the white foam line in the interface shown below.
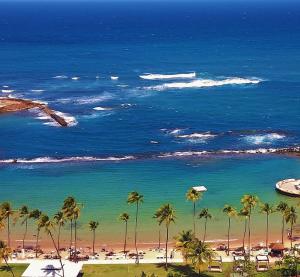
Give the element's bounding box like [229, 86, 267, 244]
[140, 72, 196, 80]
[145, 77, 261, 91]
[0, 156, 135, 164]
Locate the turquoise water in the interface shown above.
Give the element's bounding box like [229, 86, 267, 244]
[1, 155, 300, 245]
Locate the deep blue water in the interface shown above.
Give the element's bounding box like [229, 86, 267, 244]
[1, 1, 300, 159]
[1, 1, 300, 244]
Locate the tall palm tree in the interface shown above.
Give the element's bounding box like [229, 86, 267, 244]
[260, 202, 274, 250]
[285, 206, 297, 250]
[277, 201, 289, 244]
[0, 240, 15, 277]
[72, 203, 82, 261]
[222, 205, 237, 256]
[0, 202, 14, 248]
[62, 196, 76, 259]
[186, 188, 202, 235]
[119, 213, 129, 254]
[127, 191, 144, 264]
[187, 238, 216, 276]
[88, 221, 99, 255]
[53, 211, 66, 252]
[174, 230, 193, 264]
[18, 205, 30, 250]
[238, 207, 250, 253]
[241, 194, 259, 255]
[198, 208, 212, 242]
[39, 214, 65, 277]
[29, 209, 42, 258]
[154, 203, 176, 270]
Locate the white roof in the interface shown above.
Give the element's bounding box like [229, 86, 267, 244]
[256, 255, 269, 261]
[22, 260, 82, 277]
[192, 186, 207, 192]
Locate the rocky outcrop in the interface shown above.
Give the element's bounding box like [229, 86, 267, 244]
[0, 97, 68, 127]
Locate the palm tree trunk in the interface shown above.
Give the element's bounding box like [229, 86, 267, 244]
[248, 208, 252, 255]
[92, 230, 95, 255]
[35, 228, 40, 258]
[4, 257, 15, 277]
[290, 222, 293, 250]
[165, 225, 169, 271]
[242, 218, 247, 253]
[203, 218, 207, 242]
[57, 224, 61, 252]
[49, 231, 65, 277]
[7, 215, 10, 248]
[134, 203, 139, 264]
[158, 228, 161, 249]
[266, 213, 269, 250]
[281, 215, 285, 244]
[22, 219, 28, 250]
[69, 219, 73, 260]
[227, 217, 231, 256]
[193, 202, 196, 235]
[74, 219, 77, 261]
[124, 221, 128, 255]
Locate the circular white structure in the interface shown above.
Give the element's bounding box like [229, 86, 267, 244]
[276, 179, 300, 197]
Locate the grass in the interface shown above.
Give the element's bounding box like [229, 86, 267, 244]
[0, 264, 28, 277]
[0, 263, 281, 277]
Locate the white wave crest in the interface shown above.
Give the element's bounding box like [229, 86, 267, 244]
[111, 76, 119, 80]
[71, 76, 80, 80]
[243, 133, 286, 145]
[177, 133, 216, 139]
[30, 89, 45, 93]
[145, 77, 261, 90]
[0, 155, 135, 164]
[53, 75, 68, 79]
[93, 106, 113, 111]
[2, 89, 14, 93]
[140, 72, 196, 80]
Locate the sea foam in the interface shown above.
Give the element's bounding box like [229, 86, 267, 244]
[140, 72, 196, 80]
[145, 77, 261, 90]
[243, 133, 286, 145]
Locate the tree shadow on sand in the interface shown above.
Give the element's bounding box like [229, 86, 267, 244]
[155, 263, 211, 277]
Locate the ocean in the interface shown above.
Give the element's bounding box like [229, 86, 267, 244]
[1, 1, 300, 247]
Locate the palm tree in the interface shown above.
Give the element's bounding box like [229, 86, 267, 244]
[222, 205, 237, 256]
[0, 240, 15, 277]
[18, 205, 30, 250]
[154, 203, 176, 270]
[119, 213, 129, 255]
[198, 208, 212, 242]
[88, 221, 99, 255]
[39, 214, 65, 277]
[53, 211, 66, 252]
[72, 203, 82, 261]
[174, 230, 193, 264]
[127, 191, 144, 264]
[277, 201, 289, 244]
[62, 196, 76, 259]
[187, 238, 216, 276]
[0, 202, 14, 247]
[285, 206, 297, 250]
[241, 194, 259, 255]
[186, 188, 202, 235]
[260, 202, 274, 250]
[29, 209, 42, 258]
[238, 207, 250, 253]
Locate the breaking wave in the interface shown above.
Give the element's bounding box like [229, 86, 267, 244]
[243, 133, 286, 145]
[0, 155, 135, 164]
[53, 75, 68, 79]
[145, 77, 262, 90]
[32, 109, 77, 127]
[93, 106, 113, 111]
[140, 72, 196, 80]
[1, 146, 299, 164]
